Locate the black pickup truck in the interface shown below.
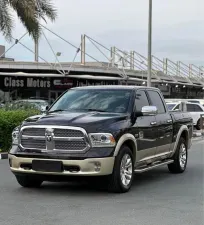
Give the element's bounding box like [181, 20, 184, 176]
[9, 86, 193, 193]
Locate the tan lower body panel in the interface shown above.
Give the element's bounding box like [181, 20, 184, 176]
[9, 155, 115, 176]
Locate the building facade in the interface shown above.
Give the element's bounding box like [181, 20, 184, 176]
[0, 60, 203, 103]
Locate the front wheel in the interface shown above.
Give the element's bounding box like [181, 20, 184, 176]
[108, 146, 134, 193]
[15, 175, 43, 188]
[168, 137, 188, 173]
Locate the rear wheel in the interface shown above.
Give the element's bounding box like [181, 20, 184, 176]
[108, 146, 134, 193]
[168, 137, 188, 173]
[15, 175, 43, 188]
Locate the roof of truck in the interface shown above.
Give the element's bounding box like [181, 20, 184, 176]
[72, 85, 159, 91]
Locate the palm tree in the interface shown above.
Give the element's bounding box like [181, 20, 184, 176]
[0, 0, 57, 42]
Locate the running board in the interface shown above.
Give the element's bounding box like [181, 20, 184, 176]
[134, 160, 174, 173]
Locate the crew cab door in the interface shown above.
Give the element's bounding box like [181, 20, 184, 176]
[146, 90, 173, 156]
[133, 89, 157, 162]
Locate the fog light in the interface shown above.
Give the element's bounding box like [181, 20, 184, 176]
[94, 162, 101, 172]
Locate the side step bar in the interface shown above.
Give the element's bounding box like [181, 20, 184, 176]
[134, 159, 174, 173]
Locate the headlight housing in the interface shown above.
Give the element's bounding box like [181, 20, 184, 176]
[89, 133, 116, 147]
[12, 126, 20, 145]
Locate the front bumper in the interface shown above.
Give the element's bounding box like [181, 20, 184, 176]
[9, 154, 115, 176]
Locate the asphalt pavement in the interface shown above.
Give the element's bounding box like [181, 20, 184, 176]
[0, 141, 203, 225]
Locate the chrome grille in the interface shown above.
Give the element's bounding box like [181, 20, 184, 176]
[54, 129, 83, 137]
[20, 126, 89, 152]
[21, 139, 46, 149]
[55, 140, 87, 151]
[22, 128, 45, 136]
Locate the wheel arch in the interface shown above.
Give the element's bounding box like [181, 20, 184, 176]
[114, 134, 137, 162]
[180, 129, 189, 147]
[170, 125, 190, 157]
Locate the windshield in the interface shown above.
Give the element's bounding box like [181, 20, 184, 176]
[49, 89, 132, 113]
[167, 103, 176, 110]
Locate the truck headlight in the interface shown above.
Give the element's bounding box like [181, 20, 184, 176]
[12, 126, 20, 145]
[89, 133, 116, 147]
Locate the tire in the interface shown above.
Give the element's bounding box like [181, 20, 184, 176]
[15, 175, 43, 188]
[107, 145, 134, 193]
[168, 137, 188, 173]
[196, 119, 201, 130]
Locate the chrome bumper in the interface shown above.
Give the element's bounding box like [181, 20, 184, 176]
[9, 155, 115, 176]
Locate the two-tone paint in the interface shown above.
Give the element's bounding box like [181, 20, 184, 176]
[9, 86, 193, 177]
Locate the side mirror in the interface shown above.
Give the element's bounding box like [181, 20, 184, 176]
[40, 105, 49, 114]
[141, 106, 158, 116]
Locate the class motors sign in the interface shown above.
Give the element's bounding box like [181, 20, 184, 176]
[3, 77, 51, 88]
[0, 75, 119, 91]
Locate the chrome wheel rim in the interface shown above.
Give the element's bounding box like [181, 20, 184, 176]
[120, 154, 133, 187]
[179, 143, 187, 169]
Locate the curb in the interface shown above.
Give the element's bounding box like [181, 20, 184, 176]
[0, 153, 8, 160]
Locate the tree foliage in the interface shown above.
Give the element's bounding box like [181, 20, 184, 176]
[0, 0, 57, 41]
[0, 109, 40, 152]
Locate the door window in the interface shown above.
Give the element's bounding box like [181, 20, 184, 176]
[193, 105, 203, 112]
[147, 90, 166, 114]
[187, 104, 203, 112]
[135, 90, 149, 111]
[174, 104, 180, 110]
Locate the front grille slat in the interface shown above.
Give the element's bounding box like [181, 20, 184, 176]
[22, 128, 45, 137]
[21, 139, 46, 149]
[20, 127, 88, 152]
[55, 140, 87, 151]
[54, 129, 83, 137]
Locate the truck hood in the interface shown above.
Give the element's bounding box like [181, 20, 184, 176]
[22, 111, 129, 133]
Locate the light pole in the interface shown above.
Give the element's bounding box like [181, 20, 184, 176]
[147, 0, 152, 87]
[34, 39, 39, 62]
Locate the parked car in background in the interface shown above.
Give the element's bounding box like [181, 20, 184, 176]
[165, 99, 204, 106]
[166, 101, 204, 130]
[187, 99, 204, 106]
[7, 99, 49, 112]
[9, 86, 193, 193]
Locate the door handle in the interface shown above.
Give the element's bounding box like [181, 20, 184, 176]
[166, 119, 172, 123]
[150, 121, 157, 125]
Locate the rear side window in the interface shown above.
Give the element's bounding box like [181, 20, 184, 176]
[194, 105, 203, 112]
[135, 90, 149, 111]
[147, 90, 166, 114]
[187, 104, 203, 112]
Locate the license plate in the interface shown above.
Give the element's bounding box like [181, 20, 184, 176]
[32, 160, 63, 172]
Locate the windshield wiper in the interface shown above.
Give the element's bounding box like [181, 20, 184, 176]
[86, 108, 107, 112]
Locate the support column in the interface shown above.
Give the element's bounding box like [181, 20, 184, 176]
[147, 0, 152, 87]
[163, 58, 168, 75]
[189, 64, 192, 77]
[177, 61, 181, 76]
[130, 51, 134, 70]
[110, 46, 116, 67]
[81, 34, 85, 65]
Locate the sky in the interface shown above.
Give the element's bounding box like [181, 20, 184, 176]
[0, 0, 204, 67]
